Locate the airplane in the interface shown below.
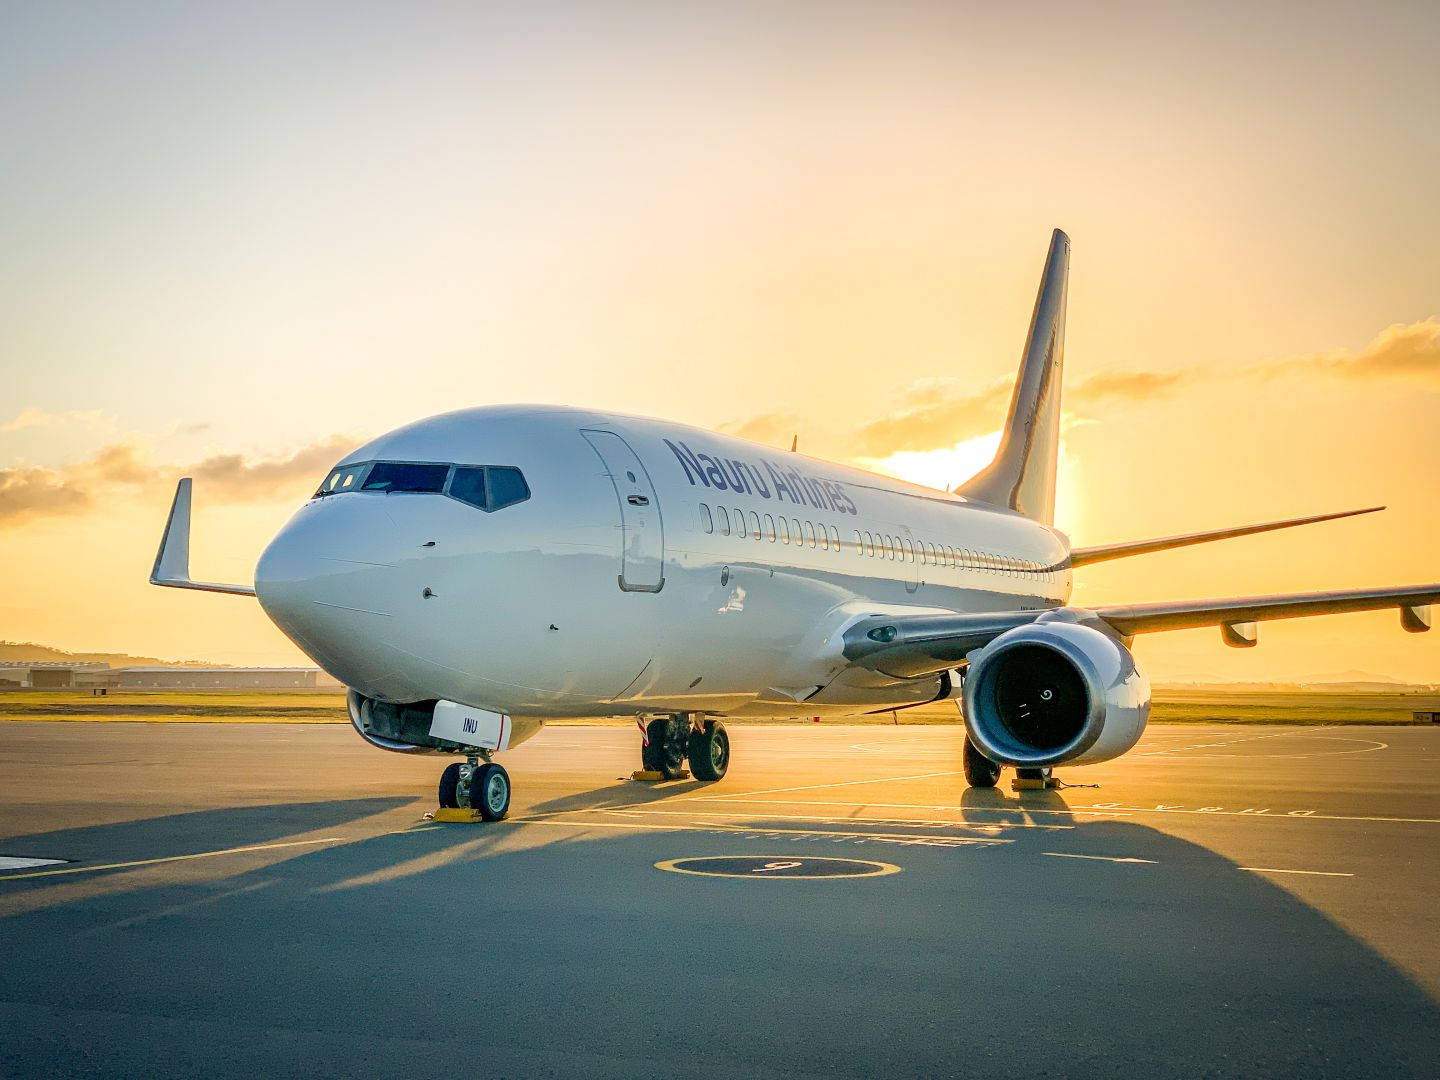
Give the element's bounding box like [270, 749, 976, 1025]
[150, 229, 1439, 821]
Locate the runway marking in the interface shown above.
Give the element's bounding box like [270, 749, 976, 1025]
[1141, 732, 1389, 759]
[701, 770, 963, 801]
[507, 814, 1007, 847]
[0, 837, 344, 882]
[1138, 731, 1292, 756]
[1239, 867, 1354, 877]
[687, 797, 1440, 826]
[686, 796, 1130, 818]
[655, 855, 901, 880]
[600, 806, 1073, 831]
[1042, 852, 1157, 865]
[0, 856, 67, 870]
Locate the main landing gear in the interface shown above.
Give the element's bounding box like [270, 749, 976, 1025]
[962, 735, 1056, 791]
[962, 735, 1002, 788]
[641, 714, 729, 782]
[438, 751, 511, 820]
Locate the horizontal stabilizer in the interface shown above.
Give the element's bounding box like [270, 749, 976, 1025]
[1070, 505, 1385, 568]
[150, 478, 257, 597]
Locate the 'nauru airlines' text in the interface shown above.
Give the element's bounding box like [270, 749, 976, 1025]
[664, 439, 859, 515]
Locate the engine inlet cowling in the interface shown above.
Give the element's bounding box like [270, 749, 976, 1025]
[962, 620, 1151, 768]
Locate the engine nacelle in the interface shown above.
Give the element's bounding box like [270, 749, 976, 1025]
[962, 618, 1150, 768]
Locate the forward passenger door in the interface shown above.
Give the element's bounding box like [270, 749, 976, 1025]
[581, 429, 665, 592]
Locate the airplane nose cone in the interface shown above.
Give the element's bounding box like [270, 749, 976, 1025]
[256, 498, 415, 697]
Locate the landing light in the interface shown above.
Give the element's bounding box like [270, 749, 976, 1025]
[868, 625, 898, 643]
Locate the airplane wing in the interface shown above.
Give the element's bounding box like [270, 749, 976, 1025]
[150, 478, 258, 597]
[1095, 583, 1438, 637]
[1069, 505, 1384, 567]
[842, 584, 1437, 678]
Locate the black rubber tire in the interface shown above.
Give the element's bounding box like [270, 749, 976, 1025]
[642, 717, 687, 779]
[963, 735, 1002, 788]
[473, 762, 511, 821]
[438, 762, 463, 808]
[687, 721, 730, 781]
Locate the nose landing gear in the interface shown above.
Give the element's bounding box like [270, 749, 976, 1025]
[639, 714, 728, 782]
[438, 751, 511, 820]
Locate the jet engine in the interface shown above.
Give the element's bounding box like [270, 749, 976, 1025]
[961, 618, 1150, 768]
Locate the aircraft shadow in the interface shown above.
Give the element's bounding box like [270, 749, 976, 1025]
[0, 787, 1436, 1077]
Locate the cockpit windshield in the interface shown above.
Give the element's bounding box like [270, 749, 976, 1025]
[312, 460, 531, 513]
[360, 462, 449, 493]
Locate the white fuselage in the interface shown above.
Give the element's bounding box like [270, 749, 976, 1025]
[255, 405, 1072, 734]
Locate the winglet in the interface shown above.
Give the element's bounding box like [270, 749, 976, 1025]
[150, 478, 257, 597]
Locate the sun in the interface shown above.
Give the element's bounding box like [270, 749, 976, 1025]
[855, 432, 1003, 493]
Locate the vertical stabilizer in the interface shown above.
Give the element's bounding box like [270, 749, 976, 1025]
[955, 229, 1070, 524]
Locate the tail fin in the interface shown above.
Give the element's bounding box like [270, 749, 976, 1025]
[955, 228, 1070, 524]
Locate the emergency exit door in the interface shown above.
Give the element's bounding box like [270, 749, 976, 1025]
[581, 429, 665, 592]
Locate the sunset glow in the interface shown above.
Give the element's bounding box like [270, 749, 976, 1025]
[1, 4, 1436, 683]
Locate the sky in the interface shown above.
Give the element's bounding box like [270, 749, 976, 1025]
[1, 1, 1437, 682]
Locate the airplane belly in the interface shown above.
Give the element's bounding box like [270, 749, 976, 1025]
[611, 555, 847, 708]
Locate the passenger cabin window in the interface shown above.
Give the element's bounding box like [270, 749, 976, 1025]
[779, 517, 790, 544]
[717, 507, 731, 536]
[700, 503, 714, 533]
[765, 514, 776, 542]
[749, 511, 761, 540]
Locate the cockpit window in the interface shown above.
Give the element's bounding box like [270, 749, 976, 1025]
[312, 459, 530, 512]
[447, 465, 531, 512]
[316, 464, 369, 497]
[487, 467, 530, 510]
[361, 462, 450, 493]
[449, 467, 488, 510]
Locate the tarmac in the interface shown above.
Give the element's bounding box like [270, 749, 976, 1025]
[2, 720, 1439, 1078]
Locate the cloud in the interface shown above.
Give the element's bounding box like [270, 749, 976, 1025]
[845, 367, 1192, 457]
[0, 408, 111, 434]
[0, 435, 359, 526]
[1073, 368, 1194, 401]
[729, 318, 1436, 461]
[717, 412, 804, 451]
[849, 379, 1013, 457]
[189, 436, 358, 500]
[0, 466, 92, 522]
[1261, 318, 1440, 382]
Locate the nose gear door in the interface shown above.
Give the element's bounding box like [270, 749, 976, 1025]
[581, 429, 665, 593]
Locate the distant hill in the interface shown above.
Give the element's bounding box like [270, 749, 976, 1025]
[0, 641, 221, 669]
